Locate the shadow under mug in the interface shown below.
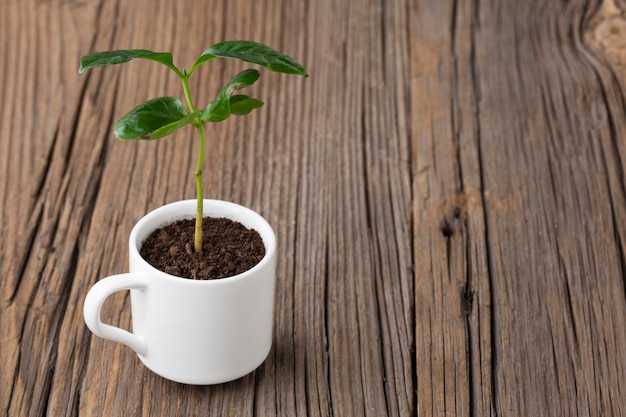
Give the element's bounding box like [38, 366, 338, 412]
[83, 200, 277, 385]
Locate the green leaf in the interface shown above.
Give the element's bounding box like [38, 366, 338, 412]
[229, 95, 264, 115]
[79, 50, 181, 76]
[201, 69, 261, 122]
[114, 97, 191, 140]
[190, 41, 307, 76]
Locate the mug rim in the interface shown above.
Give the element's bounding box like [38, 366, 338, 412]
[128, 199, 277, 286]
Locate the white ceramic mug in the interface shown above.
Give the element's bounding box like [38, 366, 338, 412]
[83, 199, 277, 385]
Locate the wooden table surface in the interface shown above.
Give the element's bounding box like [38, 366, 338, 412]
[2, 0, 626, 415]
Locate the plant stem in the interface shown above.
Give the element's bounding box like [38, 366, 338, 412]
[182, 74, 195, 113]
[194, 123, 206, 252]
[181, 72, 205, 253]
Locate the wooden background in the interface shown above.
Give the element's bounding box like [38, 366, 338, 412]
[1, 0, 626, 415]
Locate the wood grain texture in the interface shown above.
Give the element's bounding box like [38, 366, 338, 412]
[0, 0, 625, 415]
[412, 0, 626, 416]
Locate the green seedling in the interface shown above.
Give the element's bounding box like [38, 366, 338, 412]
[79, 41, 307, 252]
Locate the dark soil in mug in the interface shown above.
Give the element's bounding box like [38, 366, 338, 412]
[140, 217, 265, 280]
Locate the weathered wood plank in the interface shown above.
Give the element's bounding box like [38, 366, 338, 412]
[411, 0, 626, 415]
[0, 1, 112, 415]
[479, 1, 626, 414]
[411, 1, 493, 415]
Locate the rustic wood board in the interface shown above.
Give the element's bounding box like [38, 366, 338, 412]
[0, 0, 625, 415]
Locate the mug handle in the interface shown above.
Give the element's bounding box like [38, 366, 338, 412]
[83, 273, 148, 356]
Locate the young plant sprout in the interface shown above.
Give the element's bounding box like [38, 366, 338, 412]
[79, 41, 307, 252]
